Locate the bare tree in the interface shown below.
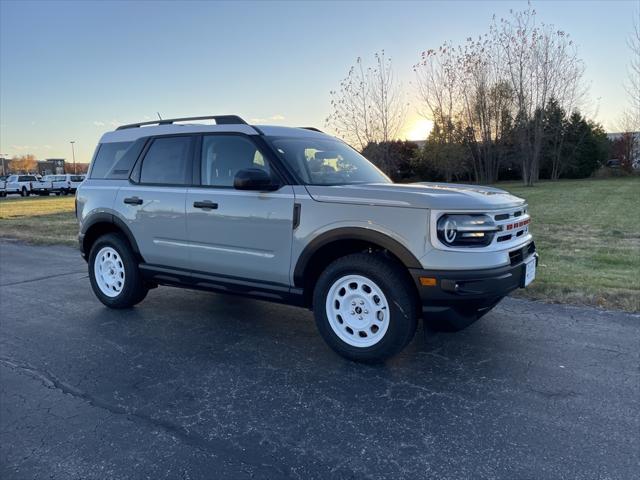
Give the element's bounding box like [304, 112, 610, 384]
[414, 43, 458, 144]
[415, 36, 515, 183]
[621, 13, 640, 131]
[326, 51, 405, 174]
[457, 35, 516, 183]
[492, 5, 585, 185]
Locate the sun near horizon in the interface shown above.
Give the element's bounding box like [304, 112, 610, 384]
[404, 118, 434, 142]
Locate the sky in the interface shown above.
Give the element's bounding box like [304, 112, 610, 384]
[1, 0, 638, 163]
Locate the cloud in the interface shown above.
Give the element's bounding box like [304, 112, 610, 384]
[249, 114, 286, 123]
[10, 145, 40, 151]
[93, 121, 105, 127]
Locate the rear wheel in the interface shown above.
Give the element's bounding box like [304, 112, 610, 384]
[88, 233, 148, 308]
[313, 253, 418, 363]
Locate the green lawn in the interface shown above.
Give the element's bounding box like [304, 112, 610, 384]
[498, 177, 640, 312]
[0, 177, 638, 311]
[0, 196, 77, 246]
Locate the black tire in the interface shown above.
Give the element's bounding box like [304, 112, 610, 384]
[21, 187, 28, 197]
[313, 253, 418, 363]
[88, 233, 148, 309]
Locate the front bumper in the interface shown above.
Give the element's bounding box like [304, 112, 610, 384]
[409, 242, 538, 321]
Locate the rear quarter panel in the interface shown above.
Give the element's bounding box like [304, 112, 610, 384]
[76, 179, 124, 229]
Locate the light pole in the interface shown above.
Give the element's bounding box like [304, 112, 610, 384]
[70, 141, 76, 174]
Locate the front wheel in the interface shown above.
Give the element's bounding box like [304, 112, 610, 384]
[313, 253, 418, 363]
[88, 233, 148, 309]
[21, 187, 28, 197]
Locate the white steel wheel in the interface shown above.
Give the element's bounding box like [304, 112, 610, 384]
[94, 246, 126, 297]
[325, 274, 390, 348]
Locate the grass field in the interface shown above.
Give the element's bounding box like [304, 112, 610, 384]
[0, 177, 638, 311]
[0, 195, 77, 246]
[499, 177, 639, 312]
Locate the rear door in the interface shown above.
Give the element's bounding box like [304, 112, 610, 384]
[185, 134, 295, 285]
[116, 135, 194, 268]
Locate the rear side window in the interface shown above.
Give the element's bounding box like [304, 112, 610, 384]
[139, 136, 192, 185]
[90, 141, 143, 179]
[70, 176, 84, 182]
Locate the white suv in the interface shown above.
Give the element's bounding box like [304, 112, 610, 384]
[77, 115, 538, 362]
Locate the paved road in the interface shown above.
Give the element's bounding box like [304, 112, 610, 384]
[0, 241, 638, 479]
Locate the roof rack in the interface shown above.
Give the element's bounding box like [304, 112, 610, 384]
[300, 127, 323, 133]
[116, 115, 248, 130]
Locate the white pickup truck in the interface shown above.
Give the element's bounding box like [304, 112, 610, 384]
[30, 174, 85, 195]
[1, 175, 39, 196]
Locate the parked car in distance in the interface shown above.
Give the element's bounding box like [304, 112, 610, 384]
[59, 174, 86, 194]
[77, 115, 538, 362]
[3, 175, 38, 196]
[30, 176, 57, 195]
[31, 174, 86, 196]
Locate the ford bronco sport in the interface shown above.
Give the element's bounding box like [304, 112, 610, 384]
[77, 115, 537, 362]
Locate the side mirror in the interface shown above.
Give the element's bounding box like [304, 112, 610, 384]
[233, 168, 279, 191]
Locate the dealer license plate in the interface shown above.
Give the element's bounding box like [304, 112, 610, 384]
[523, 256, 536, 287]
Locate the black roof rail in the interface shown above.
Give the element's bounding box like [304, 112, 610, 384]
[300, 127, 323, 133]
[116, 115, 247, 130]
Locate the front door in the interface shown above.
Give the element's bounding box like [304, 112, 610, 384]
[185, 134, 294, 286]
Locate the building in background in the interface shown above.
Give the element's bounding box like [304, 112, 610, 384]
[36, 158, 65, 175]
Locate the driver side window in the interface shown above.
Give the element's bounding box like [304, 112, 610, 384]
[200, 135, 271, 187]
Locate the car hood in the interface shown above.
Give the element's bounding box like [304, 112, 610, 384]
[305, 182, 525, 211]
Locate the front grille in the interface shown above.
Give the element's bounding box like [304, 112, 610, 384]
[491, 206, 531, 248]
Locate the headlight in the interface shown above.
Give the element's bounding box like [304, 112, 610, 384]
[436, 214, 499, 248]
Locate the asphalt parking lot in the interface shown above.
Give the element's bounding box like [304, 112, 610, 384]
[0, 241, 638, 479]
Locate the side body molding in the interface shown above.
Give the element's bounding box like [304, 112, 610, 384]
[293, 227, 422, 286]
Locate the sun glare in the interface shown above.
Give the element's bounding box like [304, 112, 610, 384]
[405, 118, 434, 141]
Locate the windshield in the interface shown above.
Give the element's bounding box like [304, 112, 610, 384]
[268, 137, 391, 186]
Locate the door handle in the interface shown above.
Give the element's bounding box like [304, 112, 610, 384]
[193, 200, 218, 210]
[124, 196, 143, 205]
